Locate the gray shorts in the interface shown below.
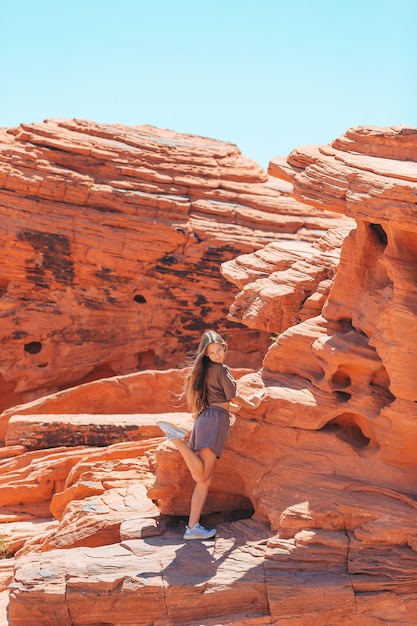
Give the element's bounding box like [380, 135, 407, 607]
[189, 406, 230, 458]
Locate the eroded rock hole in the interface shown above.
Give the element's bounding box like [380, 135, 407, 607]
[370, 223, 388, 248]
[330, 368, 351, 389]
[369, 366, 395, 403]
[334, 391, 351, 403]
[320, 413, 370, 450]
[24, 341, 42, 355]
[370, 365, 390, 389]
[338, 318, 355, 332]
[0, 280, 9, 297]
[137, 350, 156, 370]
[74, 364, 117, 387]
[134, 294, 147, 304]
[206, 498, 255, 525]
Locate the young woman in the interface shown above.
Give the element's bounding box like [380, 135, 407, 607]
[158, 330, 237, 540]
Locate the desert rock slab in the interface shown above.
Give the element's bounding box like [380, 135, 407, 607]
[9, 521, 271, 626]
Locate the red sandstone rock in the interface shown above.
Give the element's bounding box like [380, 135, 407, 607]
[0, 119, 349, 412]
[9, 519, 273, 626]
[152, 124, 417, 623]
[3, 123, 417, 625]
[0, 446, 99, 522]
[42, 483, 162, 552]
[0, 519, 58, 555]
[0, 446, 27, 459]
[222, 227, 352, 333]
[0, 367, 248, 443]
[0, 589, 11, 626]
[4, 412, 190, 449]
[0, 559, 14, 592]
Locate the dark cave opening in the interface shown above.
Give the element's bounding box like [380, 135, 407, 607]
[334, 391, 352, 403]
[320, 413, 371, 450]
[369, 223, 388, 248]
[162, 496, 256, 534]
[137, 350, 156, 370]
[24, 341, 42, 355]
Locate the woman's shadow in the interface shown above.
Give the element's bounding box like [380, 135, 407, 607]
[138, 516, 272, 587]
[162, 534, 236, 587]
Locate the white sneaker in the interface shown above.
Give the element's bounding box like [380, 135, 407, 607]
[157, 421, 188, 441]
[183, 522, 216, 540]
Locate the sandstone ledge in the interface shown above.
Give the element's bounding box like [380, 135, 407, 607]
[5, 412, 193, 449]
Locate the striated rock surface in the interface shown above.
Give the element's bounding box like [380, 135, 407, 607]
[2, 124, 417, 625]
[5, 412, 185, 449]
[0, 367, 251, 443]
[0, 119, 349, 412]
[222, 227, 351, 334]
[9, 521, 273, 626]
[152, 125, 417, 624]
[221, 125, 417, 623]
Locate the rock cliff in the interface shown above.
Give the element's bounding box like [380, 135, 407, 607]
[0, 119, 348, 412]
[2, 123, 417, 625]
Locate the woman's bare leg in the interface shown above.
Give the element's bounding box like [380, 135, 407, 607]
[188, 449, 217, 527]
[171, 438, 215, 483]
[170, 440, 217, 527]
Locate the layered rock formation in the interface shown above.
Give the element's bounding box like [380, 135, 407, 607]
[0, 119, 349, 412]
[154, 125, 417, 623]
[2, 123, 417, 625]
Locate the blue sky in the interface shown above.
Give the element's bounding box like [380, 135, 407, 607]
[1, 0, 416, 167]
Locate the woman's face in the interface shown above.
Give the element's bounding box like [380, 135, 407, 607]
[206, 342, 226, 364]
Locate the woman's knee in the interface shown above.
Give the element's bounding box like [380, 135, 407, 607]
[190, 466, 213, 483]
[197, 467, 216, 484]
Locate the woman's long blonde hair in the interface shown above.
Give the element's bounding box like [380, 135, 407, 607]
[184, 330, 227, 417]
